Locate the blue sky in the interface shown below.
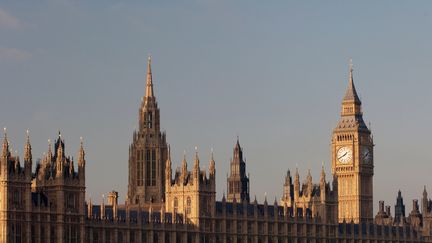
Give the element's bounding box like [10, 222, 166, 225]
[1, 0, 432, 212]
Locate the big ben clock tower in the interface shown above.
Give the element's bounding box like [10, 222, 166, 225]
[332, 61, 374, 223]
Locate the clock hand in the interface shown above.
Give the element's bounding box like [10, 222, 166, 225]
[363, 152, 369, 158]
[338, 152, 348, 160]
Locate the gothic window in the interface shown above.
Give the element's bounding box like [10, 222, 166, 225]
[137, 150, 143, 186]
[147, 112, 153, 128]
[105, 231, 111, 243]
[130, 231, 135, 243]
[117, 231, 123, 243]
[186, 197, 191, 215]
[151, 149, 156, 186]
[67, 193, 76, 211]
[12, 189, 22, 208]
[51, 226, 56, 243]
[41, 226, 46, 242]
[174, 197, 178, 213]
[142, 232, 147, 243]
[31, 225, 35, 243]
[14, 224, 22, 243]
[146, 149, 151, 186]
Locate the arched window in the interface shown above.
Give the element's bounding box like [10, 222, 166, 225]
[186, 197, 191, 215]
[147, 112, 153, 128]
[174, 197, 178, 213]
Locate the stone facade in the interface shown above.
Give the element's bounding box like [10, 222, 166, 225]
[1, 59, 432, 242]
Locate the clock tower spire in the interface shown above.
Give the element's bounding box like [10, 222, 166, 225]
[331, 61, 374, 223]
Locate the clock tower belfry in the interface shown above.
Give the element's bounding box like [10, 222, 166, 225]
[331, 61, 374, 223]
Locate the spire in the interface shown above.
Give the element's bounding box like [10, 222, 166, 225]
[78, 136, 85, 167]
[2, 127, 9, 157]
[343, 59, 361, 105]
[194, 146, 200, 170]
[57, 139, 64, 159]
[234, 136, 243, 158]
[47, 138, 52, 161]
[145, 55, 154, 99]
[56, 140, 64, 177]
[69, 157, 75, 175]
[181, 150, 188, 179]
[320, 162, 326, 183]
[166, 145, 172, 168]
[209, 148, 215, 175]
[24, 129, 32, 162]
[307, 169, 312, 181]
[285, 170, 291, 184]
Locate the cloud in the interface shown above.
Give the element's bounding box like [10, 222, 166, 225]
[0, 47, 31, 63]
[0, 7, 21, 29]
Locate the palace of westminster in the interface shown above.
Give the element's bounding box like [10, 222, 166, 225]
[1, 57, 432, 243]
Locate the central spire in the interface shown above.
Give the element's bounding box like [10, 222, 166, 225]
[145, 56, 154, 99]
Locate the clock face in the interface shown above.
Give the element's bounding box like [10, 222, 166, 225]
[361, 146, 372, 163]
[337, 146, 353, 164]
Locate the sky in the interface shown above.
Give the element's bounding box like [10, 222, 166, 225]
[1, 0, 432, 213]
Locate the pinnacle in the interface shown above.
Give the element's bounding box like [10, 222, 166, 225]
[343, 61, 361, 105]
[145, 55, 154, 99]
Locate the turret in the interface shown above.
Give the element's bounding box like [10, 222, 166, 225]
[69, 157, 75, 177]
[165, 145, 172, 187]
[306, 169, 313, 197]
[2, 127, 9, 158]
[209, 149, 215, 177]
[107, 191, 119, 219]
[47, 139, 53, 162]
[394, 190, 406, 224]
[423, 186, 428, 214]
[1, 128, 9, 175]
[193, 147, 200, 181]
[294, 167, 300, 200]
[101, 194, 105, 219]
[87, 198, 93, 218]
[78, 137, 85, 182]
[227, 137, 250, 202]
[55, 136, 64, 178]
[23, 130, 32, 177]
[320, 164, 326, 202]
[181, 152, 188, 183]
[281, 170, 292, 206]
